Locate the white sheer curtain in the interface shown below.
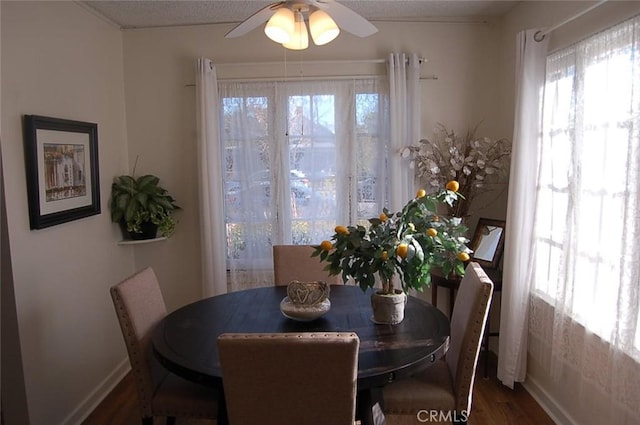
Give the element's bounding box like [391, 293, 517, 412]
[497, 29, 548, 388]
[195, 58, 227, 296]
[388, 53, 421, 210]
[528, 16, 640, 423]
[219, 78, 390, 291]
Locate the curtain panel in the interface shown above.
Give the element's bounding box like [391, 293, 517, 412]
[498, 29, 549, 388]
[388, 53, 421, 211]
[195, 58, 228, 296]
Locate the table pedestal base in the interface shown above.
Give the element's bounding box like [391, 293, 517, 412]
[357, 388, 387, 425]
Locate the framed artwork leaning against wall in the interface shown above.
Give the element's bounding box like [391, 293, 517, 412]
[469, 218, 505, 269]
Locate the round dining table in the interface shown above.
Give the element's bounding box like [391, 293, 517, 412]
[152, 284, 450, 425]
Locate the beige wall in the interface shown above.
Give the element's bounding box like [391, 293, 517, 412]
[500, 2, 640, 424]
[1, 2, 134, 424]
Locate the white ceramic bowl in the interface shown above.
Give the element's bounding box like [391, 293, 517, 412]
[280, 297, 331, 321]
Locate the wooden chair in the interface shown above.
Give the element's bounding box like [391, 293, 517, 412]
[218, 332, 359, 425]
[272, 244, 341, 285]
[110, 267, 219, 425]
[382, 262, 494, 424]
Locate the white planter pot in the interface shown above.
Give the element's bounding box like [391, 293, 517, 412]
[370, 290, 407, 325]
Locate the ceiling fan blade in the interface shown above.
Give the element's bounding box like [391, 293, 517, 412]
[225, 2, 284, 38]
[314, 0, 378, 38]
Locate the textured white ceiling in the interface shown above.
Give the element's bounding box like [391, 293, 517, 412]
[81, 1, 521, 29]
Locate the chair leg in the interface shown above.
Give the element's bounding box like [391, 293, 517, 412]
[166, 416, 177, 425]
[483, 310, 490, 379]
[142, 417, 153, 425]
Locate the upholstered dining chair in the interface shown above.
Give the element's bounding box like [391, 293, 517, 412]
[272, 244, 341, 285]
[382, 262, 494, 425]
[110, 267, 219, 425]
[218, 332, 359, 425]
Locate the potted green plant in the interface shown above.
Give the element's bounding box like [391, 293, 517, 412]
[313, 181, 471, 324]
[110, 174, 179, 240]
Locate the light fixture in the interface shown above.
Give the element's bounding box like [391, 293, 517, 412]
[225, 2, 378, 47]
[262, 5, 340, 50]
[282, 9, 309, 50]
[264, 7, 295, 44]
[309, 9, 340, 46]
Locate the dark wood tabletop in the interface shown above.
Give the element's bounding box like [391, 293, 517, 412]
[152, 284, 450, 425]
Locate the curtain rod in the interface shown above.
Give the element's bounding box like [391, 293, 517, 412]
[534, 0, 608, 41]
[215, 57, 427, 67]
[219, 74, 437, 83]
[185, 73, 437, 86]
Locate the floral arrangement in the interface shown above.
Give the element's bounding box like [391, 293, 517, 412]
[313, 182, 471, 295]
[404, 123, 510, 218]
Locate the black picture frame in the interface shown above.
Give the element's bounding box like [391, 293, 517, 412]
[23, 115, 100, 229]
[469, 218, 506, 269]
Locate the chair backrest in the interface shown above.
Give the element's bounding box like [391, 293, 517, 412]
[218, 332, 360, 425]
[273, 244, 341, 285]
[110, 267, 168, 418]
[445, 262, 494, 414]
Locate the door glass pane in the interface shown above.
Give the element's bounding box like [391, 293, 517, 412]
[222, 95, 273, 266]
[287, 93, 337, 244]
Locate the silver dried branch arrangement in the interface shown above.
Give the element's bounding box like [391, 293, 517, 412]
[404, 123, 511, 218]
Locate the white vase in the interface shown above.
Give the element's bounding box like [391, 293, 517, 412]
[370, 290, 407, 324]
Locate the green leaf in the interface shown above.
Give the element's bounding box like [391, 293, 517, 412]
[136, 174, 160, 191]
[135, 193, 149, 209]
[155, 197, 177, 211]
[124, 199, 139, 222]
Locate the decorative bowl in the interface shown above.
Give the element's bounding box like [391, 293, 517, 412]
[280, 280, 331, 321]
[286, 280, 330, 306]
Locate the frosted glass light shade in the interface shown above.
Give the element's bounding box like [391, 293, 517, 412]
[283, 11, 309, 50]
[309, 10, 340, 45]
[264, 8, 294, 44]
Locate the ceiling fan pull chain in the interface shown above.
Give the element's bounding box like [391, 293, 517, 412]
[298, 50, 304, 136]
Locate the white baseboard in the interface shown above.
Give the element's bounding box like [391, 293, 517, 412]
[522, 376, 577, 425]
[61, 358, 131, 425]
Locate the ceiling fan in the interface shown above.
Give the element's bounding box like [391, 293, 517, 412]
[225, 0, 378, 50]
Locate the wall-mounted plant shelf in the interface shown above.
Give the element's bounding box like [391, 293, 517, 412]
[117, 237, 167, 246]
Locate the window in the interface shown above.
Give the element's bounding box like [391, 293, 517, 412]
[220, 79, 390, 277]
[533, 17, 640, 355]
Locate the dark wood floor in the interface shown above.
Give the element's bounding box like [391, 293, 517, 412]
[82, 353, 555, 425]
[465, 354, 555, 425]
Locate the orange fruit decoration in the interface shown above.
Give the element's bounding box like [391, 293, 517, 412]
[416, 189, 426, 198]
[320, 240, 333, 251]
[379, 212, 388, 222]
[457, 252, 470, 262]
[381, 251, 389, 261]
[426, 228, 438, 237]
[446, 180, 460, 192]
[335, 225, 349, 235]
[396, 243, 409, 258]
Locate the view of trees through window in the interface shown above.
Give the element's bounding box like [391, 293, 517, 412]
[221, 79, 389, 269]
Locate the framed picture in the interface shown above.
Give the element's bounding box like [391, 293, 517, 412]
[469, 218, 506, 269]
[23, 115, 100, 229]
